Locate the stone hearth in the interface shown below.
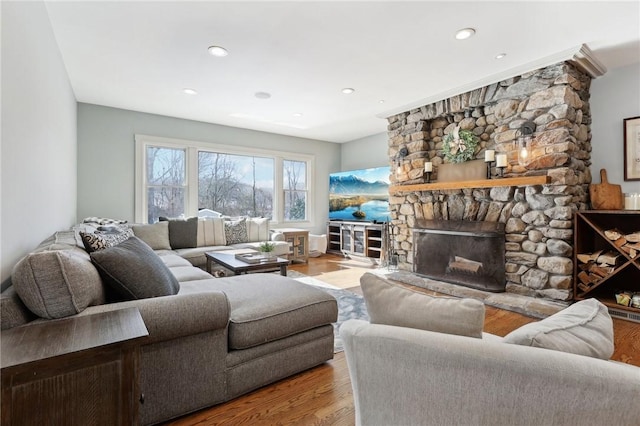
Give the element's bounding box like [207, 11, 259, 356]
[387, 270, 566, 319]
[385, 58, 603, 304]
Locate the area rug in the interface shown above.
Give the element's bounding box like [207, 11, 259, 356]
[291, 274, 369, 353]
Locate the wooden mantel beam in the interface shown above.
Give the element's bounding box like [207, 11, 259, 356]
[389, 175, 550, 195]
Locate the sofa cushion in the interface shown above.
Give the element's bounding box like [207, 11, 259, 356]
[170, 266, 213, 282]
[80, 228, 135, 252]
[360, 273, 485, 339]
[159, 216, 198, 249]
[245, 217, 269, 242]
[12, 250, 106, 319]
[503, 298, 614, 359]
[131, 221, 171, 250]
[90, 236, 180, 300]
[225, 217, 248, 245]
[159, 253, 193, 268]
[197, 217, 226, 246]
[178, 274, 338, 350]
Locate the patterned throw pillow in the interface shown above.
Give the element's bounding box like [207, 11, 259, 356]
[80, 228, 135, 253]
[224, 217, 248, 245]
[83, 217, 128, 225]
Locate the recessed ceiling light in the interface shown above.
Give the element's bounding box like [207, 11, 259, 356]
[292, 112, 303, 117]
[495, 53, 507, 59]
[208, 45, 229, 57]
[379, 100, 385, 104]
[341, 88, 355, 94]
[182, 88, 197, 95]
[254, 92, 271, 99]
[455, 28, 476, 40]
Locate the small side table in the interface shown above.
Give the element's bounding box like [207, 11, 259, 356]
[277, 228, 310, 263]
[1, 308, 149, 426]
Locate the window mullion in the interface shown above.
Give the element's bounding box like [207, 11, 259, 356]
[187, 147, 199, 217]
[274, 156, 284, 223]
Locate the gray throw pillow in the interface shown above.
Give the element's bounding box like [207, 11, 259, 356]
[12, 250, 106, 319]
[225, 217, 248, 244]
[90, 236, 180, 300]
[503, 298, 614, 359]
[360, 272, 486, 338]
[159, 216, 198, 249]
[131, 221, 171, 250]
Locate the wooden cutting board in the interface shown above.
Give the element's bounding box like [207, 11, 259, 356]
[590, 169, 623, 210]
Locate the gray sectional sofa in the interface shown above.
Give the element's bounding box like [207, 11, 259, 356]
[1, 220, 338, 425]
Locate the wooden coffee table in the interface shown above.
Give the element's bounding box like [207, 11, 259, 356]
[205, 251, 290, 276]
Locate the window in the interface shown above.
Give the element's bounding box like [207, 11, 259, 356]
[283, 160, 307, 221]
[135, 135, 313, 224]
[198, 152, 274, 218]
[146, 146, 186, 223]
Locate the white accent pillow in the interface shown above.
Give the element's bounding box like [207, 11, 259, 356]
[360, 273, 486, 338]
[503, 298, 614, 360]
[245, 217, 269, 242]
[197, 217, 226, 246]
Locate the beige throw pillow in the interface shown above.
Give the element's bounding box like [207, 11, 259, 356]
[503, 298, 614, 359]
[360, 272, 485, 338]
[12, 250, 106, 319]
[131, 221, 171, 250]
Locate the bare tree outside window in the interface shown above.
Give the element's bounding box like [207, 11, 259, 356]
[283, 160, 307, 221]
[198, 152, 274, 218]
[146, 147, 186, 222]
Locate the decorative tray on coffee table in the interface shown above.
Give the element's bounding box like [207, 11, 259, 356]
[235, 253, 276, 264]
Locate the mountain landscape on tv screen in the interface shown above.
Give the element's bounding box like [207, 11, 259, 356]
[329, 167, 390, 222]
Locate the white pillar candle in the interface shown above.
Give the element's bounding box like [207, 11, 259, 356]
[485, 150, 495, 162]
[424, 162, 433, 172]
[496, 154, 507, 168]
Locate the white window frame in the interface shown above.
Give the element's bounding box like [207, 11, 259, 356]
[135, 134, 315, 225]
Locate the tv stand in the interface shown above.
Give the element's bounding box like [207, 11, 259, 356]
[327, 221, 384, 261]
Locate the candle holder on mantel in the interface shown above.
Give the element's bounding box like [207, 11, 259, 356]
[424, 161, 433, 183]
[484, 149, 495, 179]
[485, 160, 494, 179]
[495, 154, 507, 178]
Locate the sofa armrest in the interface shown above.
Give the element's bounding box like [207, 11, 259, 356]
[80, 292, 230, 344]
[270, 231, 285, 242]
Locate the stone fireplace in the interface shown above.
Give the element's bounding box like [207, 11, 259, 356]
[385, 52, 605, 303]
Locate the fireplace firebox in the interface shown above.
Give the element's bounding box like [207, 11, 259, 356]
[413, 219, 506, 292]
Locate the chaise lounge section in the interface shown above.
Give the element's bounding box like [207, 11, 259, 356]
[1, 225, 338, 425]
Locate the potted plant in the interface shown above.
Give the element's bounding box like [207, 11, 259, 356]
[259, 241, 276, 258]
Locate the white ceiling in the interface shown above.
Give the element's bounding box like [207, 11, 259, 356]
[44, 1, 640, 143]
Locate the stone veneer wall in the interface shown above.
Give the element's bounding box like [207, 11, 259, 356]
[387, 62, 593, 302]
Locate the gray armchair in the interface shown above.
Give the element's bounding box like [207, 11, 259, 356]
[341, 319, 640, 426]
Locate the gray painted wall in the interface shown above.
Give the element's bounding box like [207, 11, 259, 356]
[591, 62, 640, 194]
[1, 1, 77, 283]
[340, 132, 388, 171]
[77, 103, 341, 234]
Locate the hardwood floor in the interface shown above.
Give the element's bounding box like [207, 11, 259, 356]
[165, 254, 640, 425]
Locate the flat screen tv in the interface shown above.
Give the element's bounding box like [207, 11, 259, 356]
[329, 166, 390, 223]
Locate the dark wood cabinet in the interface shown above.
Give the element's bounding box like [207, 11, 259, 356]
[1, 308, 148, 425]
[574, 210, 640, 322]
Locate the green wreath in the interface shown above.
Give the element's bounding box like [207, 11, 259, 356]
[443, 127, 480, 163]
